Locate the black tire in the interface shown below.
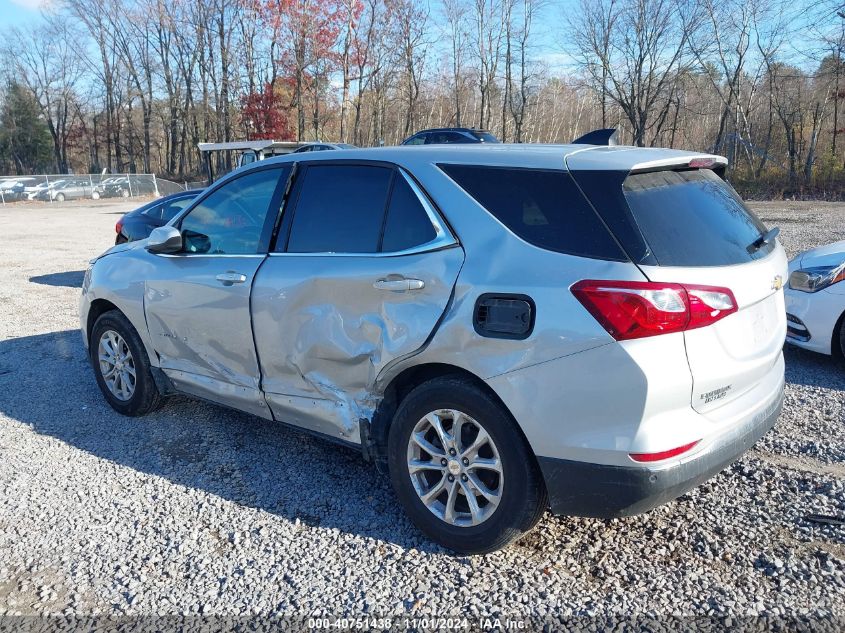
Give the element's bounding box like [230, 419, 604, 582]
[387, 376, 547, 554]
[55, 193, 65, 202]
[89, 310, 162, 416]
[837, 312, 845, 365]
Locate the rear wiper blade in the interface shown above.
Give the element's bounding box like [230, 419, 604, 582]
[748, 227, 780, 253]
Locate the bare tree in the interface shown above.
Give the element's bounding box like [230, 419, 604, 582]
[442, 0, 469, 125]
[569, 0, 699, 146]
[473, 0, 506, 129]
[5, 17, 84, 172]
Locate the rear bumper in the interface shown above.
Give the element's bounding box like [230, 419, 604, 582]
[538, 387, 783, 518]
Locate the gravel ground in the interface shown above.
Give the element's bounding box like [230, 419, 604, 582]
[0, 199, 843, 623]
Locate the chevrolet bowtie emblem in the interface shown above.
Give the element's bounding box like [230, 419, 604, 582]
[772, 275, 783, 291]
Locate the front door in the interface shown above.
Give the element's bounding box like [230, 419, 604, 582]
[251, 162, 464, 442]
[143, 165, 289, 418]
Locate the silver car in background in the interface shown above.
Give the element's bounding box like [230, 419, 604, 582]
[80, 144, 787, 553]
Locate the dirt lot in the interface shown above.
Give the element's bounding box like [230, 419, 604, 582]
[0, 199, 843, 622]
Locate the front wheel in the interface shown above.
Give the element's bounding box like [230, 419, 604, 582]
[388, 377, 547, 554]
[121, 188, 130, 198]
[92, 191, 100, 200]
[90, 310, 162, 416]
[55, 193, 65, 202]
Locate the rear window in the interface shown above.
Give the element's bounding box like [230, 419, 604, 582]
[439, 164, 626, 260]
[622, 169, 771, 266]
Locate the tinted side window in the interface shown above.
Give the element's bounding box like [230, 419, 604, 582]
[622, 169, 770, 266]
[381, 175, 437, 252]
[180, 168, 283, 254]
[286, 165, 393, 253]
[440, 164, 626, 260]
[405, 134, 426, 145]
[141, 199, 168, 221]
[427, 132, 470, 144]
[161, 197, 196, 222]
[472, 131, 500, 143]
[143, 196, 193, 221]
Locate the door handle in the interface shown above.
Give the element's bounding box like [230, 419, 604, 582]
[215, 271, 248, 285]
[373, 277, 425, 291]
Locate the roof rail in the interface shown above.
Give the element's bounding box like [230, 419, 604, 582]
[571, 128, 619, 146]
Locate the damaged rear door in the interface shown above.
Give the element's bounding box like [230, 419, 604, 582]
[251, 161, 463, 442]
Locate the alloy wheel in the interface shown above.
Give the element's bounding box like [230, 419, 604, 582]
[406, 409, 503, 527]
[97, 329, 136, 401]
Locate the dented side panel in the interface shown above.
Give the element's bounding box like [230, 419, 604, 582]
[143, 254, 270, 418]
[250, 247, 464, 441]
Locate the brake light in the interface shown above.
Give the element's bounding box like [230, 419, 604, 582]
[688, 158, 718, 169]
[629, 440, 700, 463]
[115, 218, 123, 234]
[571, 280, 737, 341]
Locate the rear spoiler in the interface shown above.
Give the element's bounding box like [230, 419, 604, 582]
[571, 128, 618, 146]
[629, 156, 728, 178]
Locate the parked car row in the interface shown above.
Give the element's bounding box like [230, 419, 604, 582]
[0, 175, 160, 202]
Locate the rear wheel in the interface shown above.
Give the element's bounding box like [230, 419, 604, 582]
[90, 310, 162, 416]
[388, 376, 547, 554]
[121, 188, 130, 198]
[92, 191, 100, 200]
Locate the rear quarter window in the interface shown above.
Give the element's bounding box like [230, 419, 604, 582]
[439, 164, 626, 261]
[622, 169, 771, 266]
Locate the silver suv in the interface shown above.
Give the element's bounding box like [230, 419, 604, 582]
[80, 144, 787, 553]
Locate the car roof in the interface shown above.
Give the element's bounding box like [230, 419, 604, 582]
[253, 143, 727, 173]
[413, 127, 490, 134]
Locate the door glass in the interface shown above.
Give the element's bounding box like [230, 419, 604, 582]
[381, 175, 436, 252]
[405, 135, 426, 145]
[159, 197, 196, 222]
[179, 168, 282, 254]
[286, 165, 392, 253]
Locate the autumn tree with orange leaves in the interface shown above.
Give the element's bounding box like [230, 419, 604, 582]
[255, 0, 360, 140]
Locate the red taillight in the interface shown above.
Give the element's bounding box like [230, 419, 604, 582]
[571, 280, 737, 341]
[115, 219, 123, 234]
[688, 157, 718, 169]
[630, 440, 700, 463]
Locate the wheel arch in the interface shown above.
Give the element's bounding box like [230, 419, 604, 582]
[86, 295, 159, 368]
[833, 307, 845, 359]
[86, 298, 122, 342]
[369, 362, 530, 462]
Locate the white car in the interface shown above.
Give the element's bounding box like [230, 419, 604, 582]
[785, 241, 845, 358]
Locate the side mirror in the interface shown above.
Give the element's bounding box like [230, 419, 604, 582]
[146, 226, 182, 254]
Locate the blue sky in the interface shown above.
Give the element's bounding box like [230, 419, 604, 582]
[3, 0, 46, 27]
[1, 0, 817, 75]
[3, 0, 577, 71]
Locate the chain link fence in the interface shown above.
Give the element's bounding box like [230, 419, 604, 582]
[0, 174, 192, 205]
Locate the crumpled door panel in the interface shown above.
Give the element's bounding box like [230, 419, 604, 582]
[251, 247, 464, 441]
